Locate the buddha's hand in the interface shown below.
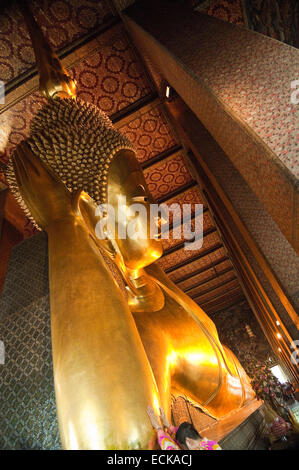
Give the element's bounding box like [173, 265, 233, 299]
[12, 141, 74, 230]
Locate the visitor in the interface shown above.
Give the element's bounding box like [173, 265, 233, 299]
[147, 406, 222, 450]
[283, 382, 296, 402]
[268, 415, 293, 449]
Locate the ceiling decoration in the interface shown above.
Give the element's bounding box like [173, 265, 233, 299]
[119, 104, 177, 164]
[0, 0, 114, 87]
[158, 231, 222, 271]
[0, 91, 46, 165]
[167, 246, 228, 281]
[188, 269, 236, 298]
[158, 185, 206, 225]
[193, 0, 246, 26]
[0, 0, 246, 313]
[72, 24, 152, 114]
[176, 258, 233, 291]
[161, 211, 214, 252]
[143, 151, 194, 200]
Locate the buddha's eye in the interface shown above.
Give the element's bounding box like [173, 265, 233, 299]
[131, 196, 148, 203]
[131, 185, 148, 203]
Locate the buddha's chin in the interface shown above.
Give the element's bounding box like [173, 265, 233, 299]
[125, 254, 162, 271]
[119, 239, 163, 271]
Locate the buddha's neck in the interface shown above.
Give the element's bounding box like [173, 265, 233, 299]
[124, 267, 165, 313]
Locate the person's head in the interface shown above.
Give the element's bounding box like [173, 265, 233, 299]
[175, 422, 202, 450]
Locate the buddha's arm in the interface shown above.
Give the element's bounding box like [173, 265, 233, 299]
[144, 264, 255, 416]
[144, 263, 220, 339]
[10, 143, 159, 450]
[47, 217, 159, 449]
[145, 263, 240, 377]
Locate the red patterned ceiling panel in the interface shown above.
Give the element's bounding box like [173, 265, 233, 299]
[199, 289, 244, 310]
[119, 105, 177, 164]
[0, 91, 47, 166]
[193, 0, 245, 26]
[144, 152, 193, 201]
[207, 246, 228, 264]
[165, 185, 205, 205]
[156, 185, 206, 231]
[0, 0, 114, 84]
[167, 246, 227, 283]
[177, 267, 217, 291]
[0, 24, 154, 166]
[161, 211, 214, 251]
[188, 270, 236, 298]
[194, 279, 241, 303]
[158, 230, 222, 272]
[72, 25, 152, 114]
[214, 258, 232, 275]
[177, 261, 233, 291]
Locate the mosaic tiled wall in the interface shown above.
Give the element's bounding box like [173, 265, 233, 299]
[0, 220, 22, 293]
[210, 299, 274, 368]
[0, 233, 61, 449]
[0, 230, 131, 449]
[195, 118, 299, 302]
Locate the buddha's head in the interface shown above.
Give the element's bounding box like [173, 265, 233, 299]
[106, 149, 163, 270]
[6, 98, 163, 271]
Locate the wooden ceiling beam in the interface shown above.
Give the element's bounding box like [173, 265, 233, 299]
[203, 295, 245, 314]
[156, 181, 198, 204]
[196, 285, 243, 305]
[112, 94, 160, 128]
[162, 226, 217, 257]
[161, 206, 209, 237]
[184, 265, 233, 293]
[175, 255, 229, 284]
[191, 276, 237, 300]
[141, 145, 182, 170]
[164, 242, 223, 273]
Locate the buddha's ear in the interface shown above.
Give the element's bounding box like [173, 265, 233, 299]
[71, 189, 105, 243]
[71, 189, 119, 258]
[71, 189, 95, 217]
[71, 189, 83, 216]
[71, 189, 99, 233]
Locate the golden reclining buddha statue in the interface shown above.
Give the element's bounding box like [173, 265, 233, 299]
[5, 3, 255, 450]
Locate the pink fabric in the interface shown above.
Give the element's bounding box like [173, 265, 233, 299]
[270, 417, 292, 438]
[157, 427, 221, 450]
[198, 437, 221, 450]
[157, 429, 180, 450]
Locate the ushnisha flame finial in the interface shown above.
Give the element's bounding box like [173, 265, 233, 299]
[19, 0, 77, 99]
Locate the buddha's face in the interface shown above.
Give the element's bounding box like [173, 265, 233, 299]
[106, 150, 163, 270]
